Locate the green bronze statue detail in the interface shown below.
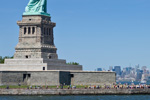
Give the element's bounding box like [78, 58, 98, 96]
[23, 0, 50, 16]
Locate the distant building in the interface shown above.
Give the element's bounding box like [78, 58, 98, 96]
[109, 66, 113, 71]
[125, 67, 132, 74]
[142, 66, 147, 74]
[136, 71, 142, 81]
[114, 66, 121, 75]
[97, 68, 102, 71]
[135, 64, 140, 69]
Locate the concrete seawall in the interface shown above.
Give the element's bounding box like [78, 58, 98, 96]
[0, 89, 150, 95]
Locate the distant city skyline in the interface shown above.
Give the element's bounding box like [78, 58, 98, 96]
[97, 65, 149, 71]
[97, 64, 149, 71]
[1, 0, 150, 71]
[97, 65, 150, 84]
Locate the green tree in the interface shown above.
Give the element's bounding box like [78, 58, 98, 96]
[67, 62, 79, 65]
[0, 56, 2, 63]
[0, 56, 13, 64]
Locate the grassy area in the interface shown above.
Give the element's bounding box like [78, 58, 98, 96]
[0, 85, 28, 89]
[0, 85, 87, 89]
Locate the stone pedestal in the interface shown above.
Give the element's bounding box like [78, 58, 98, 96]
[15, 15, 58, 59]
[0, 59, 82, 71]
[1, 15, 82, 71]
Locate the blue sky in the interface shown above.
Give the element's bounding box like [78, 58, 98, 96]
[0, 0, 150, 70]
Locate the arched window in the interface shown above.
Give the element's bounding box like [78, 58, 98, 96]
[28, 27, 31, 34]
[44, 28, 45, 35]
[25, 55, 28, 59]
[32, 27, 35, 34]
[47, 28, 49, 35]
[49, 56, 52, 59]
[49, 29, 51, 35]
[24, 27, 26, 34]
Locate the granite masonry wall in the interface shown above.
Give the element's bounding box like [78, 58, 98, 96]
[0, 71, 116, 86]
[28, 71, 60, 86]
[0, 71, 60, 86]
[0, 71, 27, 85]
[70, 71, 116, 85]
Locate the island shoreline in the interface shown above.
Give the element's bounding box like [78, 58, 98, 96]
[0, 89, 150, 95]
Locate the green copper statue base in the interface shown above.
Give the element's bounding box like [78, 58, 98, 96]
[23, 12, 50, 16]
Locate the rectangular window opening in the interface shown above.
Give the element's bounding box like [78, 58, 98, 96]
[32, 27, 35, 34]
[23, 74, 26, 81]
[28, 74, 31, 78]
[43, 67, 45, 70]
[28, 27, 31, 34]
[71, 74, 74, 78]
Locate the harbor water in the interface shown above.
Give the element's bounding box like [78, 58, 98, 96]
[0, 95, 150, 100]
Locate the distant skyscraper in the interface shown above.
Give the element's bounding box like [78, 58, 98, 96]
[114, 66, 121, 75]
[125, 67, 132, 74]
[142, 66, 147, 74]
[109, 66, 113, 71]
[135, 64, 140, 70]
[142, 66, 147, 71]
[136, 71, 142, 81]
[97, 68, 102, 71]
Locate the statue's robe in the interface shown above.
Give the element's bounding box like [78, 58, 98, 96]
[25, 0, 47, 13]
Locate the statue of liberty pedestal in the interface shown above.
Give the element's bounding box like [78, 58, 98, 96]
[8, 0, 82, 72]
[23, 0, 50, 16]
